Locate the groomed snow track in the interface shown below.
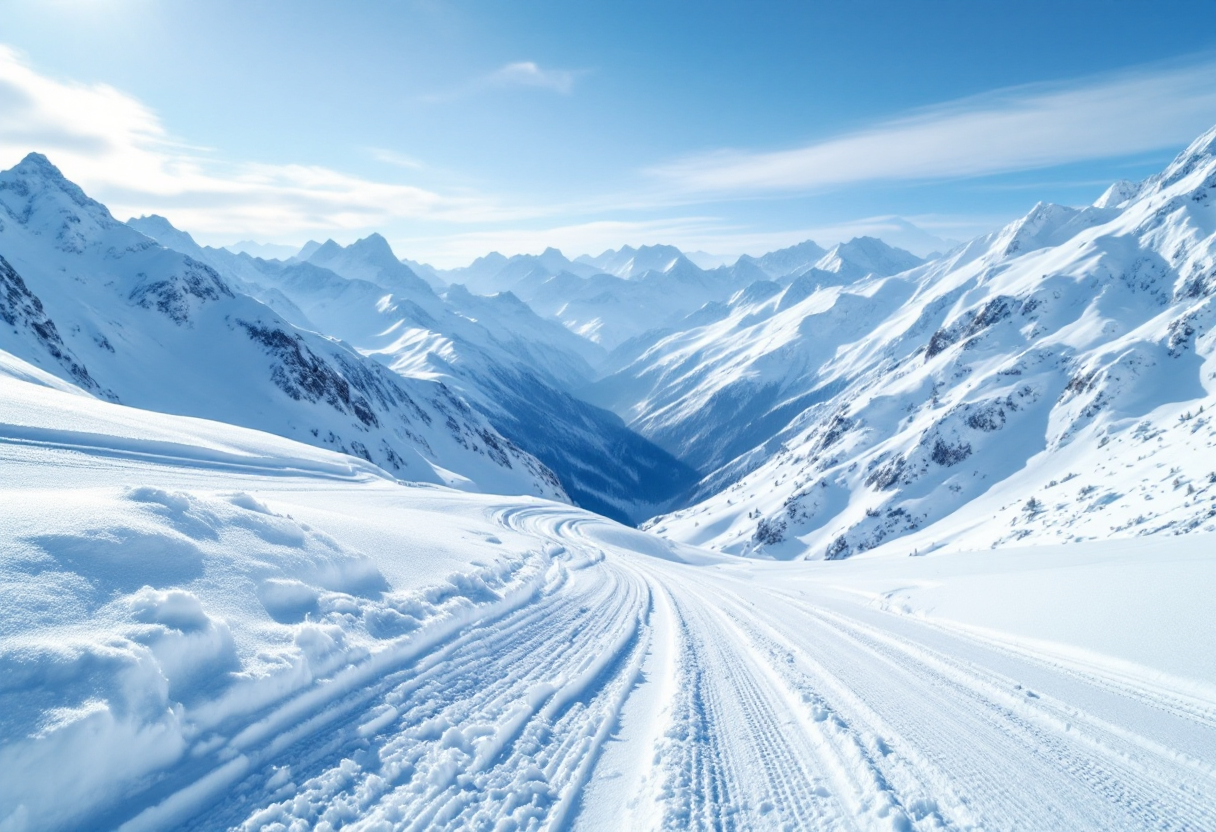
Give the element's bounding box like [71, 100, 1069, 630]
[95, 503, 1216, 832]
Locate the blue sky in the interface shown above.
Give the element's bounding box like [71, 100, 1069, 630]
[1, 0, 1214, 264]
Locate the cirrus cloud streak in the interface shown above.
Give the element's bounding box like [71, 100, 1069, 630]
[651, 58, 1216, 196]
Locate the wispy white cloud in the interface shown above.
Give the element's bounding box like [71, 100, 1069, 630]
[420, 60, 580, 102]
[650, 58, 1216, 196]
[3, 40, 1211, 266]
[486, 61, 576, 94]
[367, 147, 426, 170]
[0, 45, 527, 240]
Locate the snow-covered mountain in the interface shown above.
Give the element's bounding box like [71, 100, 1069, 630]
[305, 234, 436, 298]
[644, 126, 1216, 559]
[402, 238, 920, 355]
[442, 247, 601, 296]
[736, 239, 827, 279]
[574, 243, 693, 278]
[1, 154, 565, 500]
[583, 237, 926, 470]
[518, 239, 919, 351]
[5, 124, 1216, 832]
[24, 117, 1216, 564]
[809, 236, 925, 283]
[129, 219, 696, 523]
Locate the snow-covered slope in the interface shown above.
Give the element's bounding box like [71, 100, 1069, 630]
[647, 126, 1216, 559]
[1, 154, 564, 500]
[267, 241, 697, 524]
[2, 353, 1213, 831]
[132, 220, 696, 523]
[736, 239, 827, 279]
[583, 239, 924, 475]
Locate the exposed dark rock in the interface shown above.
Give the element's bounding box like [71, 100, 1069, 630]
[0, 252, 106, 395]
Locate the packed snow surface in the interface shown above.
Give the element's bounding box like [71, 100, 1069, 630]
[2, 357, 1213, 832]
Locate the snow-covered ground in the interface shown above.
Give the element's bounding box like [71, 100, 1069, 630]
[2, 357, 1213, 831]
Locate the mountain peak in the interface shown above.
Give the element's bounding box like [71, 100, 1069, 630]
[351, 232, 393, 253]
[13, 152, 65, 179]
[295, 240, 323, 260]
[813, 236, 922, 280]
[4, 152, 91, 206]
[127, 214, 201, 253]
[1, 153, 123, 251]
[1182, 122, 1216, 160]
[1093, 179, 1140, 209]
[308, 239, 344, 260]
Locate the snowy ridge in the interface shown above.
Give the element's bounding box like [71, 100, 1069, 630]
[647, 126, 1216, 559]
[424, 238, 919, 352]
[131, 218, 695, 523]
[1, 154, 564, 500]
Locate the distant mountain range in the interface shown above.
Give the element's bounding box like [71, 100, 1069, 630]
[6, 123, 1216, 560]
[645, 126, 1216, 558]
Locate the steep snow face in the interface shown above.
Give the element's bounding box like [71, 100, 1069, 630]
[647, 126, 1216, 559]
[132, 221, 693, 523]
[1, 155, 565, 500]
[810, 236, 924, 282]
[584, 239, 925, 476]
[575, 244, 691, 279]
[306, 233, 437, 300]
[736, 239, 827, 279]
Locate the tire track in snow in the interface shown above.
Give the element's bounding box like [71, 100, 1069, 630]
[650, 564, 953, 832]
[116, 536, 650, 832]
[246, 561, 646, 831]
[650, 581, 847, 831]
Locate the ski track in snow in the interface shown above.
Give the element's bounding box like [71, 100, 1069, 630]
[124, 548, 650, 831]
[73, 510, 1212, 831]
[161, 505, 1210, 832]
[3, 476, 1213, 832]
[3, 441, 1213, 831]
